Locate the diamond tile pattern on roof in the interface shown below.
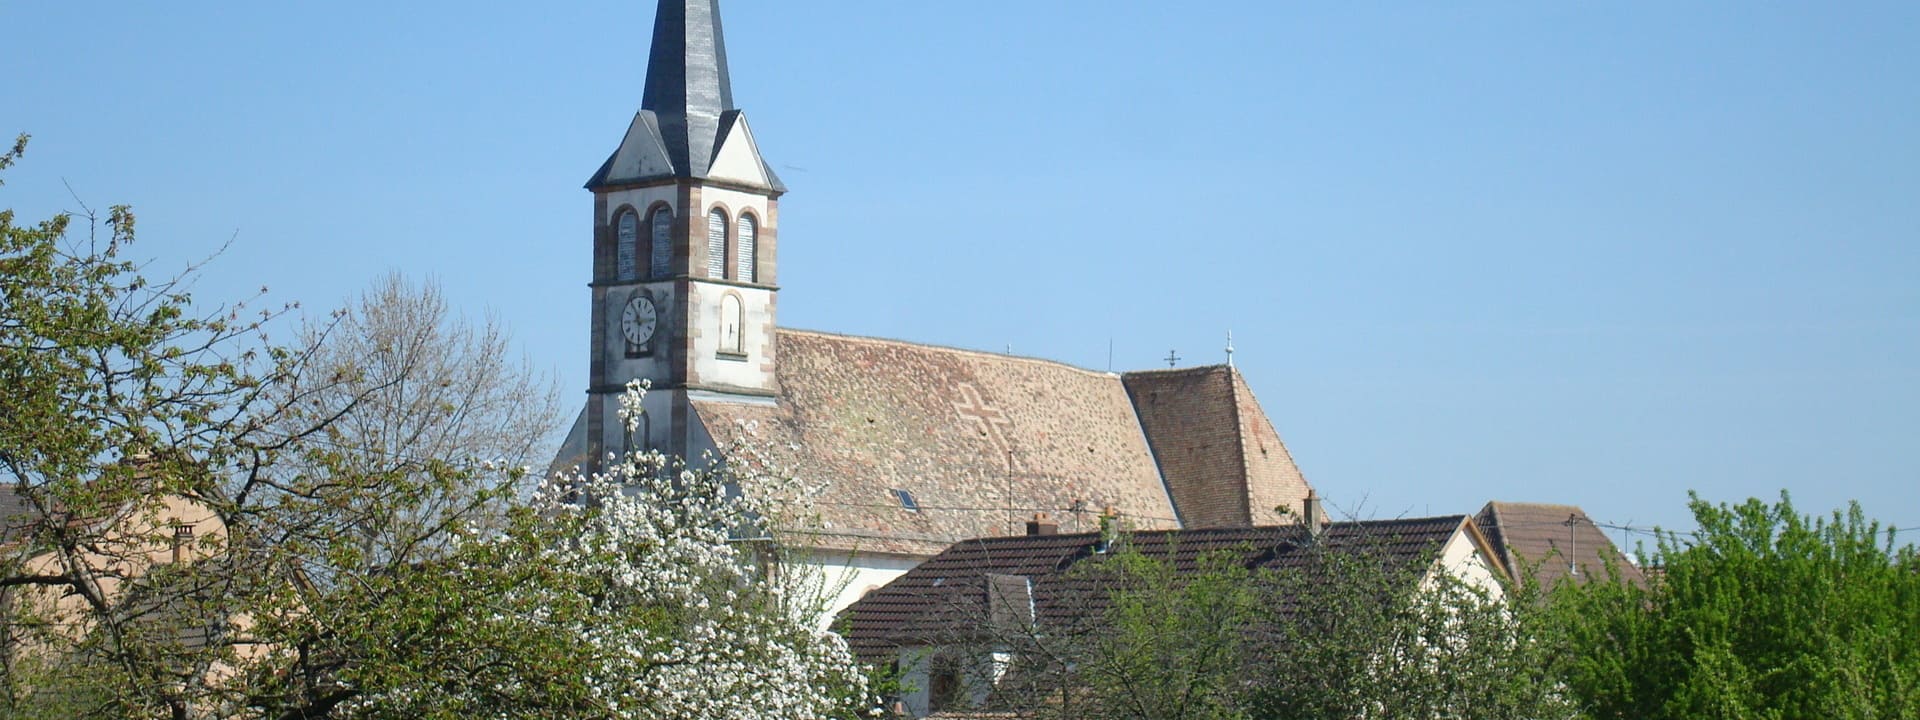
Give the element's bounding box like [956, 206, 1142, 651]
[1476, 501, 1645, 588]
[1122, 366, 1313, 528]
[839, 516, 1470, 661]
[693, 330, 1180, 556]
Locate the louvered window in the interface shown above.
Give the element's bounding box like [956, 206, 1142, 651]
[648, 208, 673, 278]
[706, 209, 729, 279]
[615, 210, 638, 281]
[735, 214, 757, 283]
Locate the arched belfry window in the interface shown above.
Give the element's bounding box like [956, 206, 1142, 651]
[706, 209, 730, 279]
[648, 207, 673, 279]
[735, 214, 757, 283]
[615, 209, 639, 281]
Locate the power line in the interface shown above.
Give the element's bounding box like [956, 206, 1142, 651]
[812, 499, 1179, 525]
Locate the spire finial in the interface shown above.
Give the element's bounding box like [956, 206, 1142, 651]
[642, 0, 732, 178]
[1225, 330, 1235, 368]
[1164, 349, 1181, 368]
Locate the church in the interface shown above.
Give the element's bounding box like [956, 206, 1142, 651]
[555, 0, 1319, 614]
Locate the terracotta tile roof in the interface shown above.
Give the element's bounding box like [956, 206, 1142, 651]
[694, 329, 1183, 555]
[838, 516, 1473, 661]
[1121, 366, 1313, 527]
[1475, 501, 1645, 588]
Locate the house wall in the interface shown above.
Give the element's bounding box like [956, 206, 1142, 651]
[6, 494, 228, 663]
[891, 645, 1011, 719]
[791, 549, 923, 626]
[1429, 526, 1507, 600]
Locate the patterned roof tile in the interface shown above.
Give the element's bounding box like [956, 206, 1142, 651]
[695, 330, 1185, 555]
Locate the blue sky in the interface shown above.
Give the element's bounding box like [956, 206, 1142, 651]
[6, 1, 1917, 539]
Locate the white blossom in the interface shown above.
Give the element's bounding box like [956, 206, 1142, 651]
[336, 383, 867, 719]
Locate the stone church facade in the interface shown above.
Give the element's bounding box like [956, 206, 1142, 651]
[556, 0, 1319, 614]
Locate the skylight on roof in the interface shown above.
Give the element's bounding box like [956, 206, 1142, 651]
[892, 488, 920, 511]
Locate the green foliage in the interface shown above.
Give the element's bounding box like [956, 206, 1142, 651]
[1, 139, 863, 719]
[1246, 546, 1575, 720]
[1073, 547, 1260, 720]
[1545, 492, 1920, 720]
[1034, 538, 1573, 720]
[1, 132, 289, 719]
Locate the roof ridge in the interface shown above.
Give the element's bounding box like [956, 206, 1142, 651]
[1220, 367, 1254, 524]
[1120, 364, 1233, 378]
[1322, 514, 1471, 528]
[1226, 369, 1315, 523]
[1488, 500, 1587, 512]
[775, 327, 1125, 378]
[939, 515, 1473, 547]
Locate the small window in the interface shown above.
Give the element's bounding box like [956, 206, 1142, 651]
[893, 488, 920, 511]
[707, 209, 729, 279]
[735, 214, 758, 283]
[615, 210, 639, 281]
[719, 293, 746, 356]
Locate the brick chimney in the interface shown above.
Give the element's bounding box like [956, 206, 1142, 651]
[171, 523, 194, 564]
[1302, 490, 1325, 540]
[1095, 506, 1120, 553]
[1025, 512, 1059, 536]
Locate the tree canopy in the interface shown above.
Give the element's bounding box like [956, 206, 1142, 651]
[1544, 492, 1920, 720]
[0, 136, 872, 720]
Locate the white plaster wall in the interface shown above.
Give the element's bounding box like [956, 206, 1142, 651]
[895, 647, 932, 718]
[1431, 527, 1506, 601]
[791, 550, 922, 625]
[687, 283, 774, 390]
[597, 387, 706, 467]
[601, 185, 678, 232]
[707, 119, 770, 187]
[887, 646, 1006, 719]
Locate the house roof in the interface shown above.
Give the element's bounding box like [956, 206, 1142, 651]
[693, 330, 1183, 556]
[1475, 501, 1644, 588]
[837, 516, 1477, 661]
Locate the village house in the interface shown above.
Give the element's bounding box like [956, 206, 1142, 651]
[0, 463, 233, 696]
[1475, 500, 1648, 587]
[837, 500, 1511, 718]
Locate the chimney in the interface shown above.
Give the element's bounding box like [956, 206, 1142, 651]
[1302, 491, 1324, 540]
[1094, 506, 1119, 553]
[1026, 512, 1059, 536]
[171, 523, 194, 564]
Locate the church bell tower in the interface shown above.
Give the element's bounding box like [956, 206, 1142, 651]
[584, 0, 784, 467]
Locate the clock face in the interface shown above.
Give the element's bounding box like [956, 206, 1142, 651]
[621, 296, 657, 346]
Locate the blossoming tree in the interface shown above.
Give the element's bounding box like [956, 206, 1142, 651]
[249, 382, 873, 720]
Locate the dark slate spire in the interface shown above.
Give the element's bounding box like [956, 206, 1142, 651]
[642, 0, 732, 179]
[589, 0, 782, 191]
